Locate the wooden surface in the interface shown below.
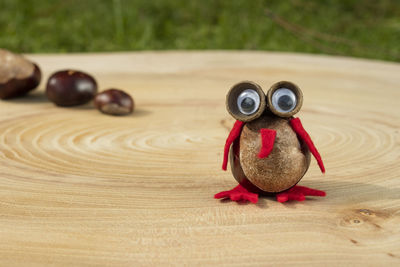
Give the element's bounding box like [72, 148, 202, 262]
[0, 51, 399, 266]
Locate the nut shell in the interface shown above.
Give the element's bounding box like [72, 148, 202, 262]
[94, 89, 134, 116]
[0, 49, 41, 99]
[230, 115, 310, 193]
[46, 70, 97, 106]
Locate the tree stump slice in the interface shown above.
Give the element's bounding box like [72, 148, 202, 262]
[0, 51, 399, 265]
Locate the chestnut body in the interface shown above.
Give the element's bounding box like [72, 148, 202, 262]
[230, 116, 310, 193]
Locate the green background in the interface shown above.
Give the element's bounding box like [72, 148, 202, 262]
[1, 0, 399, 61]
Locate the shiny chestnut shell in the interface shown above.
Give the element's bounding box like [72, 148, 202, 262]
[94, 89, 134, 116]
[0, 49, 42, 99]
[46, 70, 97, 106]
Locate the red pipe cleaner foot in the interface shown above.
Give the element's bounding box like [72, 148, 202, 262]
[276, 185, 326, 203]
[214, 184, 258, 203]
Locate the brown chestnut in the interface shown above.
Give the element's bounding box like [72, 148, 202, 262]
[0, 49, 41, 99]
[94, 89, 134, 116]
[46, 70, 97, 106]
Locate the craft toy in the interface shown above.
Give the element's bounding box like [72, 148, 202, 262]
[215, 81, 325, 203]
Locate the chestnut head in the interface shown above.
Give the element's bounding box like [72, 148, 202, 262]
[226, 81, 303, 121]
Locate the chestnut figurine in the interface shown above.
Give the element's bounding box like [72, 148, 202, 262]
[0, 49, 41, 99]
[46, 70, 97, 106]
[215, 81, 326, 204]
[94, 89, 134, 116]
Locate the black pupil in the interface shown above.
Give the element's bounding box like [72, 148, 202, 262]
[278, 95, 294, 111]
[241, 97, 255, 113]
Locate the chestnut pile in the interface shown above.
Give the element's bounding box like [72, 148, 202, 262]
[0, 49, 134, 116]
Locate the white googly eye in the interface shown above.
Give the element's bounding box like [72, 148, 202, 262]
[226, 81, 266, 122]
[237, 89, 261, 115]
[271, 88, 297, 113]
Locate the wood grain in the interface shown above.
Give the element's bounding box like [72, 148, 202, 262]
[0, 51, 399, 266]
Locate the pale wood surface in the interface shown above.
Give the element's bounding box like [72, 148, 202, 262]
[0, 51, 399, 266]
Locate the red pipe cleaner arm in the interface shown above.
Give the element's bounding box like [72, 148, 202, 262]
[222, 120, 245, 170]
[289, 117, 325, 173]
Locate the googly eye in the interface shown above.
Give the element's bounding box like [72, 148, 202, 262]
[267, 81, 303, 117]
[226, 81, 266, 122]
[271, 88, 297, 113]
[237, 89, 260, 115]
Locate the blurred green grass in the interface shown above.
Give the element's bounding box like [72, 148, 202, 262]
[0, 0, 399, 61]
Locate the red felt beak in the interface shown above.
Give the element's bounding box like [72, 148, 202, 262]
[258, 129, 276, 159]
